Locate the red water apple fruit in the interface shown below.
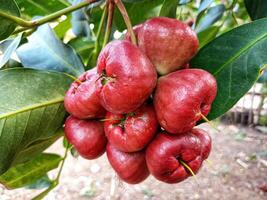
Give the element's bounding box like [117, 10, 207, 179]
[104, 104, 158, 152]
[191, 128, 212, 159]
[126, 17, 199, 75]
[146, 130, 204, 184]
[154, 69, 217, 134]
[64, 68, 105, 119]
[64, 116, 107, 159]
[106, 143, 149, 184]
[97, 40, 157, 114]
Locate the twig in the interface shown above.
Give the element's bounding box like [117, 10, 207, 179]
[0, 0, 98, 32]
[103, 0, 115, 47]
[114, 0, 137, 45]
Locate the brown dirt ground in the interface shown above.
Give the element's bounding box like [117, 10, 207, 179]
[1, 123, 267, 200]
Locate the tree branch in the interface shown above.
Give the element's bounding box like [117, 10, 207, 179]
[0, 0, 98, 28]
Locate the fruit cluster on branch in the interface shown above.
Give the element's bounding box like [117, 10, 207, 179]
[64, 17, 217, 184]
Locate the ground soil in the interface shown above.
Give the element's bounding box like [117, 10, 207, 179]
[1, 123, 267, 200]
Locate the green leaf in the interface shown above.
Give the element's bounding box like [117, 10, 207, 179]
[12, 129, 64, 166]
[26, 174, 52, 189]
[54, 15, 72, 39]
[114, 0, 163, 31]
[191, 18, 267, 120]
[16, 0, 69, 17]
[198, 0, 213, 14]
[159, 0, 178, 18]
[68, 37, 95, 65]
[244, 0, 267, 20]
[0, 153, 62, 189]
[0, 0, 20, 41]
[0, 34, 22, 68]
[195, 4, 226, 33]
[194, 0, 213, 28]
[197, 26, 220, 48]
[0, 68, 72, 175]
[16, 24, 85, 76]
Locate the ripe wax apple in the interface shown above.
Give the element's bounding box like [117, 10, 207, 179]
[106, 144, 149, 184]
[191, 128, 212, 159]
[64, 116, 107, 159]
[64, 68, 105, 119]
[97, 40, 157, 114]
[146, 131, 203, 184]
[104, 104, 158, 152]
[154, 69, 217, 134]
[125, 17, 199, 75]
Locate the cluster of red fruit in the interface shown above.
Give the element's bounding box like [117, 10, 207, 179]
[64, 17, 217, 184]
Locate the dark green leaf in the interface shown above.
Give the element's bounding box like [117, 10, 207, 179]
[197, 26, 220, 48]
[16, 24, 85, 76]
[16, 0, 69, 17]
[0, 153, 62, 189]
[68, 37, 94, 65]
[114, 0, 163, 31]
[0, 34, 22, 68]
[244, 0, 267, 20]
[0, 0, 20, 41]
[191, 18, 267, 120]
[54, 15, 72, 39]
[159, 0, 178, 18]
[195, 4, 225, 33]
[0, 68, 72, 175]
[12, 129, 64, 165]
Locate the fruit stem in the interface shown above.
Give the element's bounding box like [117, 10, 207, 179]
[99, 118, 123, 122]
[55, 142, 70, 182]
[103, 0, 115, 47]
[179, 159, 199, 186]
[199, 113, 220, 132]
[94, 3, 108, 60]
[32, 142, 70, 200]
[63, 73, 82, 84]
[114, 0, 137, 46]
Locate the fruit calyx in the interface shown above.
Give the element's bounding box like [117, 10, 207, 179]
[99, 70, 116, 85]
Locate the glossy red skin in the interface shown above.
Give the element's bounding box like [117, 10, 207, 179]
[106, 143, 149, 184]
[97, 40, 157, 114]
[191, 128, 212, 160]
[64, 116, 107, 159]
[154, 69, 217, 134]
[64, 68, 106, 119]
[104, 104, 158, 152]
[127, 17, 199, 75]
[146, 131, 203, 184]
